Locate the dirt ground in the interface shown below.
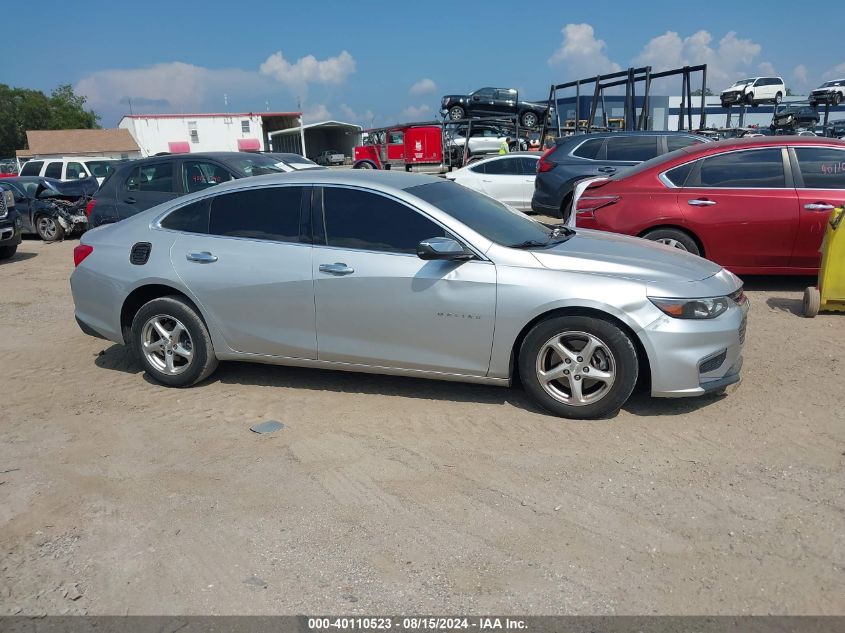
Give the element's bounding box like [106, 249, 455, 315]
[1, 238, 843, 616]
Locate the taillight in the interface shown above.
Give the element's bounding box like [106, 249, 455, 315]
[537, 146, 556, 173]
[85, 199, 96, 217]
[575, 195, 620, 219]
[73, 244, 93, 267]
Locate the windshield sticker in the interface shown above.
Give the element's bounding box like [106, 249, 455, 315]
[821, 162, 845, 175]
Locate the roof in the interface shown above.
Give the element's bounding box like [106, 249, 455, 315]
[120, 112, 299, 121]
[17, 129, 140, 158]
[269, 120, 363, 137]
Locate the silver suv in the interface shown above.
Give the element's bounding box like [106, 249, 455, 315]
[70, 171, 748, 420]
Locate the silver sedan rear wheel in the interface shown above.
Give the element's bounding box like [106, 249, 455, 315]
[535, 331, 616, 406]
[141, 314, 194, 376]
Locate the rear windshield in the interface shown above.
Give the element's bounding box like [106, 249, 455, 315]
[83, 160, 116, 178]
[607, 147, 692, 181]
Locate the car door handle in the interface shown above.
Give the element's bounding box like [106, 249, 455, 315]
[124, 197, 137, 204]
[186, 251, 218, 264]
[804, 203, 835, 211]
[598, 167, 617, 173]
[319, 262, 354, 276]
[688, 199, 717, 206]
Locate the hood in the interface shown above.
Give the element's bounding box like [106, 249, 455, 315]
[531, 229, 722, 283]
[35, 176, 98, 199]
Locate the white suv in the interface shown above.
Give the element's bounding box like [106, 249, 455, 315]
[809, 79, 845, 106]
[720, 77, 785, 107]
[18, 156, 120, 185]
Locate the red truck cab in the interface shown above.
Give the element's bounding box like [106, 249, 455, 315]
[354, 124, 444, 171]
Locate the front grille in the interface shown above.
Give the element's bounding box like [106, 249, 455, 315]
[0, 192, 7, 219]
[130, 242, 152, 265]
[700, 350, 727, 374]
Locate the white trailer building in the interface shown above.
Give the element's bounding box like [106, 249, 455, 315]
[118, 112, 303, 157]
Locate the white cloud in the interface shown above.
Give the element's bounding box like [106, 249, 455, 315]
[409, 78, 437, 95]
[758, 62, 776, 76]
[634, 30, 762, 88]
[822, 62, 845, 80]
[302, 103, 331, 122]
[548, 23, 621, 76]
[792, 64, 810, 93]
[402, 104, 431, 119]
[75, 61, 268, 113]
[339, 103, 375, 125]
[259, 50, 356, 86]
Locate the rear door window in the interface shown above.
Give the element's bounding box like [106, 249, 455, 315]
[126, 163, 175, 192]
[160, 199, 210, 233]
[605, 136, 660, 162]
[694, 148, 786, 188]
[19, 160, 43, 176]
[44, 162, 63, 179]
[209, 186, 303, 242]
[663, 162, 695, 187]
[794, 147, 845, 189]
[571, 138, 603, 160]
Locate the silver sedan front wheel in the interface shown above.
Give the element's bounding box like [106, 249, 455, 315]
[519, 315, 638, 419]
[535, 331, 616, 406]
[141, 315, 194, 375]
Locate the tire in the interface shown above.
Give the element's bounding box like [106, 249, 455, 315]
[448, 106, 465, 121]
[774, 92, 783, 104]
[745, 92, 755, 106]
[130, 295, 218, 387]
[803, 286, 820, 318]
[834, 93, 842, 106]
[642, 228, 700, 256]
[353, 161, 375, 169]
[560, 195, 573, 223]
[0, 245, 17, 260]
[518, 315, 639, 420]
[521, 111, 539, 128]
[35, 214, 64, 242]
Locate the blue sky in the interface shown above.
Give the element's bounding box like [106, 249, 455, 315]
[7, 1, 844, 127]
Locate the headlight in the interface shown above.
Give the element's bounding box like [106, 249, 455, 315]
[649, 296, 731, 319]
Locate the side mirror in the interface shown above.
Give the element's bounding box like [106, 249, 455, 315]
[78, 172, 87, 179]
[471, 95, 480, 101]
[416, 237, 473, 261]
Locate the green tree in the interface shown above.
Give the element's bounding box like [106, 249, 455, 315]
[691, 88, 714, 96]
[0, 83, 99, 158]
[785, 88, 794, 96]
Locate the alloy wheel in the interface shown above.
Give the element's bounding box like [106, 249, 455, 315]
[141, 314, 194, 376]
[535, 331, 616, 406]
[37, 216, 59, 241]
[656, 238, 689, 251]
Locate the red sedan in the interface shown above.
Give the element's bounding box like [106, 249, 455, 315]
[574, 136, 845, 275]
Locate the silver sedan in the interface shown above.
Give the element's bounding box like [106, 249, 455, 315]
[70, 170, 748, 419]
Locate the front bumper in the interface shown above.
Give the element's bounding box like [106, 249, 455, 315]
[720, 91, 745, 104]
[0, 218, 22, 246]
[641, 302, 748, 398]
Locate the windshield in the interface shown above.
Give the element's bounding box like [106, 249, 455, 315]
[408, 181, 558, 246]
[821, 80, 844, 88]
[83, 160, 116, 178]
[226, 154, 287, 177]
[730, 79, 753, 87]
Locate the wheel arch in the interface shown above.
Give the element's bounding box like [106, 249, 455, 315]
[119, 283, 208, 344]
[638, 224, 705, 257]
[508, 306, 652, 392]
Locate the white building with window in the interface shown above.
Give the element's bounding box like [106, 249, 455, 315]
[118, 112, 303, 157]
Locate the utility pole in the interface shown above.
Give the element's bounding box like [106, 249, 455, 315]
[297, 97, 307, 157]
